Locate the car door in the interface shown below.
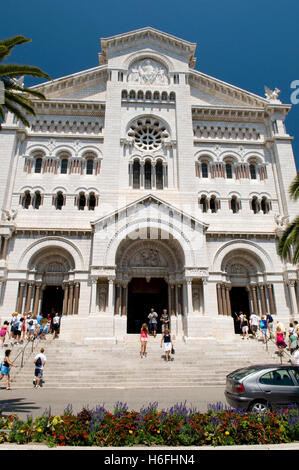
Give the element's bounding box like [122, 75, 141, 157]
[257, 368, 299, 407]
[288, 368, 299, 405]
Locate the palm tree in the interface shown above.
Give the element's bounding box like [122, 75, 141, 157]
[0, 35, 51, 129]
[278, 173, 299, 265]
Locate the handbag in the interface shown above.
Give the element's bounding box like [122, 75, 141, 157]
[171, 346, 175, 355]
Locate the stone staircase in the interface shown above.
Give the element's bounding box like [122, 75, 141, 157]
[10, 333, 290, 389]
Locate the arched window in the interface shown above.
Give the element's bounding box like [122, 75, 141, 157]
[137, 90, 144, 100]
[210, 195, 218, 213]
[155, 160, 163, 190]
[144, 160, 152, 189]
[225, 163, 233, 179]
[261, 197, 270, 214]
[34, 157, 42, 174]
[78, 192, 86, 210]
[88, 193, 96, 211]
[201, 162, 208, 178]
[145, 91, 152, 100]
[161, 91, 168, 101]
[199, 195, 208, 213]
[153, 91, 160, 100]
[60, 158, 68, 174]
[23, 191, 31, 209]
[249, 163, 257, 180]
[230, 196, 240, 214]
[121, 90, 128, 99]
[251, 196, 260, 214]
[132, 160, 140, 189]
[55, 192, 64, 210]
[169, 92, 176, 102]
[129, 90, 136, 100]
[86, 158, 94, 175]
[33, 191, 42, 209]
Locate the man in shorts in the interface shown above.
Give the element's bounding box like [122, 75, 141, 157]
[160, 309, 170, 333]
[148, 308, 158, 337]
[250, 312, 259, 338]
[33, 348, 47, 388]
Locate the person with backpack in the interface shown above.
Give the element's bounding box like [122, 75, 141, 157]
[259, 315, 268, 343]
[33, 348, 46, 388]
[266, 312, 274, 339]
[9, 312, 19, 342]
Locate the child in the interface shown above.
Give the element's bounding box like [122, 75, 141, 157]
[0, 321, 9, 347]
[140, 323, 149, 358]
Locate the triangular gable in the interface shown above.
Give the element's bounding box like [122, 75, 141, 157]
[91, 194, 209, 231]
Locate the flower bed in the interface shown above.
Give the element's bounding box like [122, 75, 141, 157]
[0, 401, 299, 447]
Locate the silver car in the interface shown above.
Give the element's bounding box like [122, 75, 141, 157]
[225, 365, 299, 413]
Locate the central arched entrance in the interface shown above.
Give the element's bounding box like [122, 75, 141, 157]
[127, 277, 168, 333]
[115, 235, 185, 334]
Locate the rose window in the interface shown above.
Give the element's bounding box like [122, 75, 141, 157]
[128, 117, 168, 151]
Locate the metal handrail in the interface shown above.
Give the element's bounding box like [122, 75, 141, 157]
[10, 337, 36, 369]
[261, 330, 294, 364]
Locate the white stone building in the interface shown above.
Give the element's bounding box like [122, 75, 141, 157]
[0, 27, 298, 342]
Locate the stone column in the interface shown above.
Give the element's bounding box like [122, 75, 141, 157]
[68, 283, 74, 315]
[288, 281, 298, 315]
[24, 282, 33, 313]
[225, 285, 232, 317]
[170, 284, 176, 315]
[33, 283, 41, 316]
[73, 282, 80, 315]
[259, 284, 267, 316]
[90, 278, 98, 314]
[140, 162, 144, 189]
[186, 278, 193, 314]
[62, 283, 69, 315]
[177, 284, 182, 316]
[121, 284, 128, 316]
[221, 284, 228, 316]
[114, 284, 121, 315]
[107, 277, 114, 313]
[17, 282, 26, 314]
[251, 284, 259, 315]
[0, 236, 9, 260]
[217, 283, 223, 315]
[267, 283, 276, 315]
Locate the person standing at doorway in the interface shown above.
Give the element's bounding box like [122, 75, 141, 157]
[148, 308, 158, 337]
[140, 323, 149, 358]
[160, 309, 170, 333]
[240, 314, 249, 340]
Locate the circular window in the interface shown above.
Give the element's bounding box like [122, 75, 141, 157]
[128, 117, 168, 151]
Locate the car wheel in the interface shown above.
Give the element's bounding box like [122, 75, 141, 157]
[249, 401, 270, 413]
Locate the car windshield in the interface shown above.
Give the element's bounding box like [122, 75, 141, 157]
[228, 367, 261, 381]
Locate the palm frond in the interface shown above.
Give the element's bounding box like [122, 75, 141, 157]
[289, 173, 299, 201]
[2, 80, 46, 100]
[0, 64, 51, 81]
[5, 93, 36, 116]
[0, 36, 31, 61]
[278, 216, 299, 262]
[3, 100, 30, 127]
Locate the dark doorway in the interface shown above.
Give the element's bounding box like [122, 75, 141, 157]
[127, 278, 168, 333]
[230, 286, 250, 334]
[41, 285, 64, 317]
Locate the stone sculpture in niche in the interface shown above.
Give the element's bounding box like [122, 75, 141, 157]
[127, 59, 169, 85]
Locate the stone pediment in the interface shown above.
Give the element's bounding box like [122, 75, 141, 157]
[91, 194, 209, 232]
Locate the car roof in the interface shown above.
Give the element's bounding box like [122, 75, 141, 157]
[227, 364, 299, 377]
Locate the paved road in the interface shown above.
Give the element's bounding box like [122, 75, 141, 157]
[0, 386, 226, 420]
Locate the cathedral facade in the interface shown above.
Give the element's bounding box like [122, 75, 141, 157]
[0, 27, 298, 342]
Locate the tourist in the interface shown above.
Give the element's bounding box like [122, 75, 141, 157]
[160, 327, 174, 362]
[291, 345, 299, 366]
[0, 321, 9, 347]
[33, 347, 47, 388]
[250, 312, 259, 338]
[240, 314, 249, 340]
[52, 313, 61, 339]
[289, 322, 296, 336]
[160, 309, 170, 333]
[9, 312, 19, 341]
[276, 327, 287, 354]
[276, 320, 286, 338]
[0, 349, 18, 390]
[140, 323, 149, 358]
[14, 317, 24, 345]
[259, 315, 268, 343]
[288, 331, 298, 355]
[266, 312, 274, 339]
[148, 308, 158, 337]
[28, 316, 38, 341]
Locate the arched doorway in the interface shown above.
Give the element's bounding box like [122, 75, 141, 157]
[115, 236, 185, 334]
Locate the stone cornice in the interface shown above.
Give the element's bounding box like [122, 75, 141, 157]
[192, 106, 266, 122]
[206, 232, 277, 239]
[100, 27, 197, 67]
[31, 100, 106, 117]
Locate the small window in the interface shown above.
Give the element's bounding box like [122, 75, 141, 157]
[156, 161, 163, 190]
[231, 196, 239, 214]
[33, 192, 41, 209]
[23, 191, 31, 209]
[86, 159, 94, 175]
[61, 159, 68, 174]
[78, 193, 86, 210]
[132, 160, 140, 189]
[210, 196, 217, 213]
[34, 158, 42, 174]
[88, 193, 96, 211]
[225, 163, 233, 179]
[261, 197, 270, 214]
[201, 163, 208, 178]
[144, 161, 152, 189]
[259, 369, 295, 386]
[249, 164, 257, 180]
[199, 196, 208, 213]
[56, 192, 64, 210]
[251, 197, 259, 214]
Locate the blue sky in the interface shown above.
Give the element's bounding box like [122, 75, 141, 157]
[1, 0, 299, 168]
